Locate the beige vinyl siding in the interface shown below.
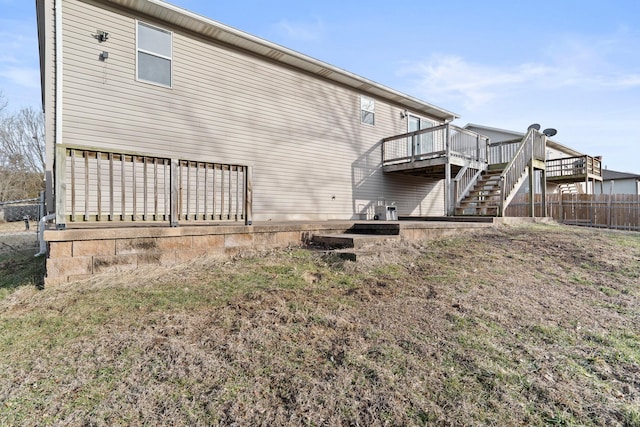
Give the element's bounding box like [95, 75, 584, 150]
[61, 0, 443, 220]
[547, 146, 573, 160]
[385, 176, 445, 217]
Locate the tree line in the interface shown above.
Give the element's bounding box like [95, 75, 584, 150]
[0, 93, 45, 202]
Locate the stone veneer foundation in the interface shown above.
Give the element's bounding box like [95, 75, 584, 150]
[42, 219, 535, 287]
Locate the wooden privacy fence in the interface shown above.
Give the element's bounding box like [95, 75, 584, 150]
[506, 193, 640, 231]
[55, 145, 252, 228]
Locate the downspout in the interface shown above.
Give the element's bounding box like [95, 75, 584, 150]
[35, 214, 56, 257]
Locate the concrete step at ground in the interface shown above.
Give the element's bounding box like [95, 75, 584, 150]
[348, 222, 400, 235]
[311, 233, 401, 249]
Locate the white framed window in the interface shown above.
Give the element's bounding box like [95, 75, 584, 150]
[360, 96, 375, 125]
[136, 21, 172, 87]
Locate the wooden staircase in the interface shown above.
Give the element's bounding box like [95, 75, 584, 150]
[455, 169, 503, 216]
[454, 127, 546, 217]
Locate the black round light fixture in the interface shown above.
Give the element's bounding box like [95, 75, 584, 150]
[542, 128, 557, 137]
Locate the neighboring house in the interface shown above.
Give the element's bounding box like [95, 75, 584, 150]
[595, 170, 640, 195]
[464, 124, 603, 195]
[36, 0, 485, 226]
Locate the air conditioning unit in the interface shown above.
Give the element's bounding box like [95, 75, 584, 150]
[374, 204, 397, 221]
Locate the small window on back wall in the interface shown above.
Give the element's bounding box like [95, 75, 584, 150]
[137, 21, 172, 87]
[361, 96, 375, 125]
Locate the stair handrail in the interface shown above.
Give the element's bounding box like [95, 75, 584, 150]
[499, 129, 536, 216]
[454, 163, 484, 206]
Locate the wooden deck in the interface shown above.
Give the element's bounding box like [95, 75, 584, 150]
[546, 155, 602, 184]
[381, 124, 490, 179]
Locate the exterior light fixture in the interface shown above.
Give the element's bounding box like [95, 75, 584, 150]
[97, 30, 109, 42]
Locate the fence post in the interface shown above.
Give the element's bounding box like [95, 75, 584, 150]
[607, 192, 612, 228]
[245, 166, 253, 225]
[558, 191, 563, 223]
[54, 145, 67, 229]
[170, 159, 179, 227]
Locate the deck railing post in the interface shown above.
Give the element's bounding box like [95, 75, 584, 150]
[499, 177, 505, 217]
[445, 124, 453, 215]
[244, 166, 253, 225]
[411, 135, 415, 163]
[54, 144, 67, 229]
[170, 158, 179, 227]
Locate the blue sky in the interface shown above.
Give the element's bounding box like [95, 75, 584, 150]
[2, 0, 639, 173]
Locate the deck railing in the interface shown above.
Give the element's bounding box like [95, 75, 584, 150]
[382, 124, 488, 166]
[488, 139, 520, 165]
[54, 145, 252, 228]
[454, 164, 483, 206]
[547, 155, 602, 180]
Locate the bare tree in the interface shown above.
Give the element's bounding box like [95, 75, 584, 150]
[0, 100, 46, 201]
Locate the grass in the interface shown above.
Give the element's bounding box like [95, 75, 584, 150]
[0, 223, 639, 425]
[0, 246, 45, 300]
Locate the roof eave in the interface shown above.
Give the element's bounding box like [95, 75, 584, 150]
[100, 0, 458, 121]
[35, 0, 46, 112]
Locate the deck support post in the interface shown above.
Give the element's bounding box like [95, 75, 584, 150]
[445, 124, 453, 216]
[528, 162, 535, 218]
[541, 168, 547, 217]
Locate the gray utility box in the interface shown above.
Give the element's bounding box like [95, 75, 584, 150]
[374, 205, 397, 221]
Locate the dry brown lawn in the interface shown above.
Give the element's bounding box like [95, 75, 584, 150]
[0, 223, 639, 426]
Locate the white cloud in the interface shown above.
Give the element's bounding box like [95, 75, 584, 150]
[273, 17, 324, 41]
[0, 16, 41, 109]
[399, 48, 640, 112]
[399, 54, 555, 110]
[0, 67, 40, 89]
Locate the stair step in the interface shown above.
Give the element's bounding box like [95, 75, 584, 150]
[453, 166, 507, 217]
[467, 190, 500, 196]
[458, 201, 500, 208]
[348, 223, 400, 235]
[311, 233, 401, 249]
[474, 179, 501, 185]
[470, 186, 500, 193]
[455, 206, 499, 216]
